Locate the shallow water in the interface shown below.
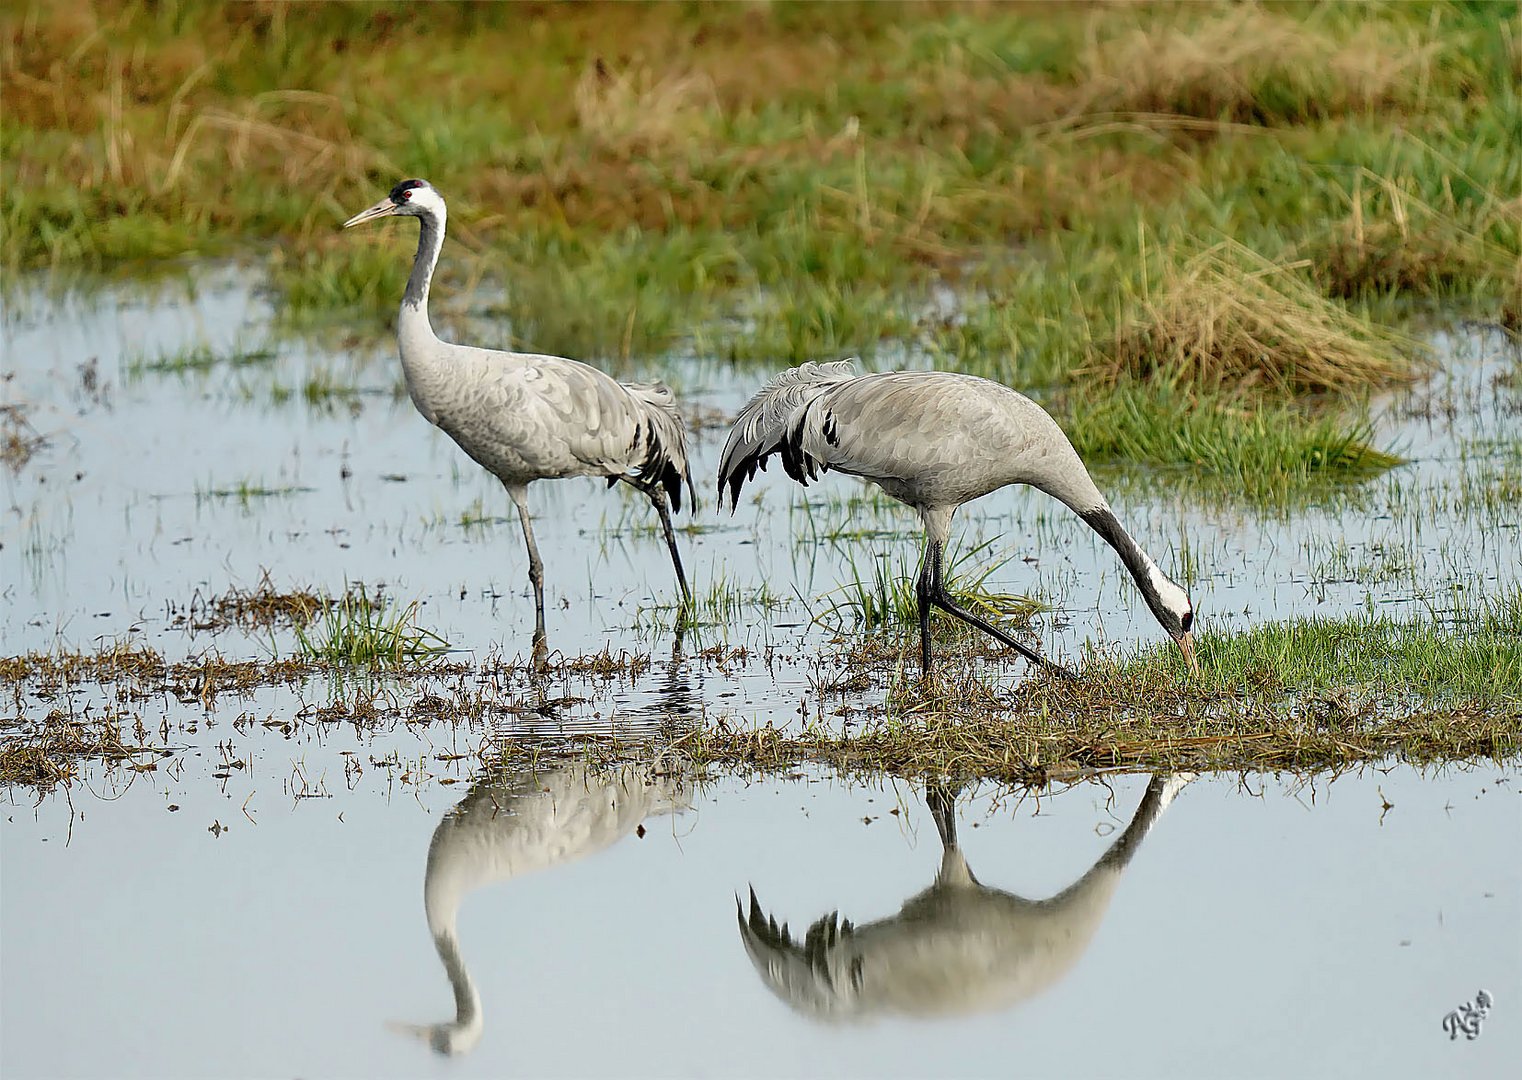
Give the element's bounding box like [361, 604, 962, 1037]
[3, 760, 1517, 1078]
[4, 269, 1519, 686]
[3, 272, 1520, 1078]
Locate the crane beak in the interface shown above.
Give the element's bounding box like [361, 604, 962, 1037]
[1178, 631, 1199, 676]
[343, 197, 398, 229]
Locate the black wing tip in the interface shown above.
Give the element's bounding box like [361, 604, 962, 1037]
[661, 460, 696, 516]
[718, 444, 775, 516]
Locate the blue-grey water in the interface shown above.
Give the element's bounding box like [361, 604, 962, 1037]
[2, 271, 1520, 1078]
[3, 760, 1517, 1078]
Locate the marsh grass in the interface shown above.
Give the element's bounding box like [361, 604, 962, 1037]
[293, 588, 449, 667]
[1309, 182, 1520, 303]
[172, 577, 374, 633]
[196, 478, 311, 503]
[1173, 589, 1522, 700]
[634, 575, 786, 635]
[0, 642, 324, 700]
[125, 343, 276, 376]
[5, 1, 1518, 501]
[1056, 381, 1403, 500]
[265, 366, 380, 411]
[1095, 240, 1419, 396]
[1075, 7, 1433, 124]
[0, 710, 149, 793]
[816, 540, 1044, 635]
[1, 401, 47, 471]
[5, 592, 1518, 793]
[572, 58, 720, 155]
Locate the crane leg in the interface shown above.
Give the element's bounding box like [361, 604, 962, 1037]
[648, 487, 692, 607]
[507, 484, 547, 664]
[915, 542, 936, 676]
[926, 542, 1077, 680]
[925, 782, 959, 849]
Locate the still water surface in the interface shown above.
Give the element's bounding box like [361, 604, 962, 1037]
[3, 761, 1517, 1078]
[3, 271, 1519, 1078]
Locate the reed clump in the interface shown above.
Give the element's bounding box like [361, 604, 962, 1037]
[1095, 240, 1419, 396]
[573, 58, 720, 156]
[1075, 7, 1432, 124]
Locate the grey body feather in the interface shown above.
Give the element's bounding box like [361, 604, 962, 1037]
[410, 342, 693, 511]
[718, 362, 1103, 517]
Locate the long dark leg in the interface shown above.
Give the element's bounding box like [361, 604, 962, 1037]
[916, 541, 937, 677]
[928, 543, 1076, 680]
[925, 783, 958, 849]
[507, 484, 547, 664]
[648, 487, 692, 606]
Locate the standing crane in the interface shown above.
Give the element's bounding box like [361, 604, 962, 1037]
[344, 180, 694, 661]
[717, 361, 1197, 678]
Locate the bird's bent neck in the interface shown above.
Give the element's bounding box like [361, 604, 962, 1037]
[433, 926, 482, 1033]
[399, 207, 445, 356]
[1079, 505, 1171, 612]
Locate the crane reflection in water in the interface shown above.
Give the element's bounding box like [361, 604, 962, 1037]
[390, 759, 692, 1056]
[738, 773, 1190, 1022]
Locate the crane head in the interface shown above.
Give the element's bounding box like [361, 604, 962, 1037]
[343, 179, 442, 228]
[1150, 579, 1198, 676]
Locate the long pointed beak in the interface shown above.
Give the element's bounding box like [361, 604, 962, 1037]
[1178, 631, 1199, 676]
[343, 197, 398, 229]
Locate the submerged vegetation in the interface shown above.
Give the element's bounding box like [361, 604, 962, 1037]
[5, 1, 1518, 494]
[4, 588, 1518, 794]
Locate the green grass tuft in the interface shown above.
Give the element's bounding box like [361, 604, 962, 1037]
[1057, 381, 1402, 502]
[293, 587, 449, 667]
[1172, 590, 1522, 700]
[817, 539, 1044, 635]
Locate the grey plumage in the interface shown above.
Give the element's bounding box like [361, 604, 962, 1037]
[345, 180, 694, 657]
[737, 774, 1190, 1022]
[391, 762, 691, 1056]
[716, 360, 1197, 676]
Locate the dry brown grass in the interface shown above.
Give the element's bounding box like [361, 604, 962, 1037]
[168, 577, 377, 633]
[1076, 7, 1432, 123]
[0, 710, 148, 794]
[1309, 176, 1521, 301]
[573, 57, 721, 155]
[0, 643, 324, 703]
[1503, 260, 1522, 336]
[1095, 239, 1419, 396]
[1, 399, 47, 471]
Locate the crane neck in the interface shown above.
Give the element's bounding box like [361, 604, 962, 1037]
[400, 207, 445, 350]
[433, 926, 482, 1044]
[1079, 505, 1171, 616]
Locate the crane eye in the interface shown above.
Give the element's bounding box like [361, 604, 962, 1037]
[400, 189, 412, 200]
[1181, 611, 1194, 632]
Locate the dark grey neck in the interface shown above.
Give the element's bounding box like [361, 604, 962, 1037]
[1092, 774, 1172, 873]
[1049, 775, 1173, 907]
[404, 211, 443, 311]
[434, 929, 479, 1024]
[1080, 506, 1160, 608]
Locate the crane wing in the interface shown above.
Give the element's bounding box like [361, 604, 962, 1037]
[716, 359, 859, 511]
[442, 348, 693, 512]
